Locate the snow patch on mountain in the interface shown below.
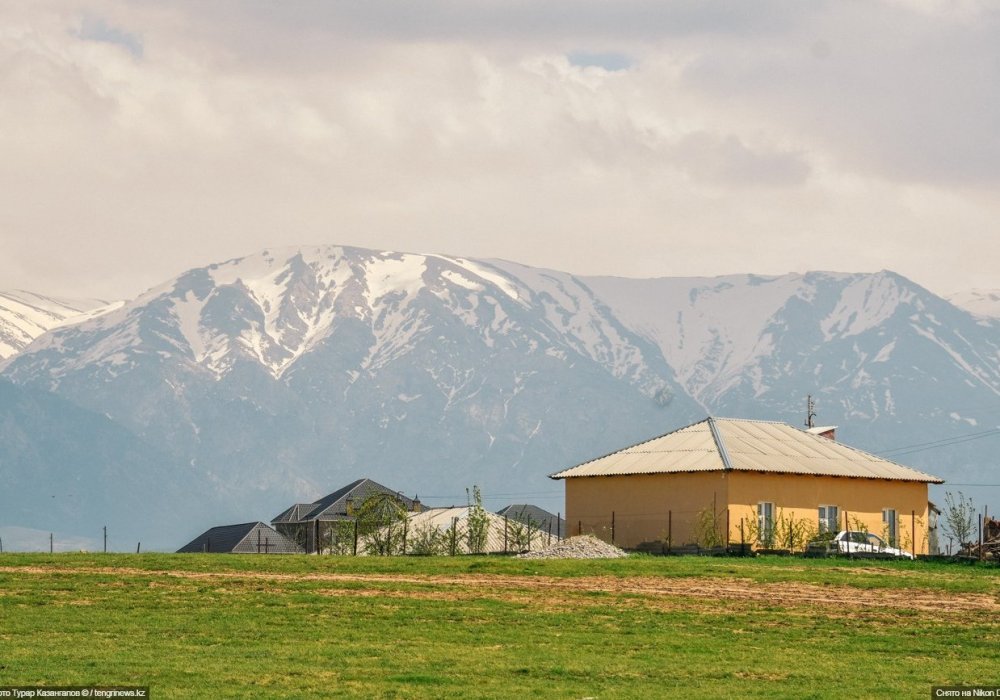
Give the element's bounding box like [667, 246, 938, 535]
[583, 272, 854, 402]
[821, 273, 915, 340]
[0, 291, 115, 360]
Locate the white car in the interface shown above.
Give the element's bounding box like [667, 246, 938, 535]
[825, 530, 915, 559]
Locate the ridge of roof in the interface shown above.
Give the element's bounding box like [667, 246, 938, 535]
[707, 417, 733, 471]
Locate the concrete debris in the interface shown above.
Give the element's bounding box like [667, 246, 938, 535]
[516, 534, 629, 560]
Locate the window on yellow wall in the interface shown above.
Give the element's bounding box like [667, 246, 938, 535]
[757, 502, 774, 548]
[882, 508, 898, 547]
[818, 505, 839, 534]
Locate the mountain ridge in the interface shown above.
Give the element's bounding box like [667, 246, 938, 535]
[2, 245, 998, 549]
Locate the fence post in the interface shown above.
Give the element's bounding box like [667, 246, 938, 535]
[578, 520, 582, 536]
[611, 511, 615, 544]
[740, 518, 745, 554]
[352, 520, 358, 556]
[50, 533, 53, 554]
[979, 514, 983, 561]
[557, 513, 561, 540]
[844, 510, 850, 557]
[136, 542, 141, 554]
[402, 520, 408, 555]
[668, 510, 672, 554]
[504, 516, 508, 554]
[104, 526, 107, 554]
[912, 510, 916, 555]
[726, 509, 730, 554]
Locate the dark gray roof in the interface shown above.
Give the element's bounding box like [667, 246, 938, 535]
[271, 503, 317, 524]
[496, 504, 565, 534]
[177, 522, 303, 554]
[271, 477, 419, 524]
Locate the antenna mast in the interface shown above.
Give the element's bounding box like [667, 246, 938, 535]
[805, 395, 817, 429]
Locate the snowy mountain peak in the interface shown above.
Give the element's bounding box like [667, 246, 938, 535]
[3, 246, 670, 401]
[0, 290, 117, 360]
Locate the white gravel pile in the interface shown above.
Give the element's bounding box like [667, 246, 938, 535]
[516, 535, 629, 559]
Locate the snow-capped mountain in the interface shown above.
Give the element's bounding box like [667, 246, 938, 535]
[947, 289, 1000, 318]
[586, 269, 1000, 490]
[1, 246, 699, 547]
[3, 247, 999, 549]
[0, 291, 118, 359]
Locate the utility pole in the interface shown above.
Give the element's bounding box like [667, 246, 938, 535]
[805, 395, 817, 429]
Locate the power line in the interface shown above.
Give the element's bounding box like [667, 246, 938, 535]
[879, 427, 1000, 457]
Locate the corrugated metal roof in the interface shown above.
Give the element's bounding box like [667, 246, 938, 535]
[398, 507, 561, 554]
[550, 417, 943, 483]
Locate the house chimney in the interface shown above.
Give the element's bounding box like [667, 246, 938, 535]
[806, 425, 837, 441]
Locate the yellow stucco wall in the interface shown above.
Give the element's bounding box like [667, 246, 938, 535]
[562, 471, 932, 553]
[726, 472, 931, 554]
[564, 471, 730, 548]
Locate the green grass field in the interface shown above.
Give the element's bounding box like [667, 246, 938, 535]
[1, 553, 998, 698]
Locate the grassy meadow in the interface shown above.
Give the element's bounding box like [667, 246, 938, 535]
[1, 553, 998, 698]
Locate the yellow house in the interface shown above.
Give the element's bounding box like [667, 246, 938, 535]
[550, 417, 943, 554]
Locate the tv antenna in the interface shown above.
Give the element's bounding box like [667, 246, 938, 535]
[805, 395, 817, 429]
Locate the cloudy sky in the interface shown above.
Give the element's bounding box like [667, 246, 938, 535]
[2, 1, 998, 299]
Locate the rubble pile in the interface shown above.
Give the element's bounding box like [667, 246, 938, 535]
[964, 516, 1000, 560]
[516, 535, 629, 560]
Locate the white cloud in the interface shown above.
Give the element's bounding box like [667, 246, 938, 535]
[0, 0, 997, 300]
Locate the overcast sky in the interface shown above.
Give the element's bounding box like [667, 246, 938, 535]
[2, 1, 998, 300]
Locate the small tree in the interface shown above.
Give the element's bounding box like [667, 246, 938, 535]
[445, 517, 463, 556]
[326, 520, 357, 555]
[407, 522, 448, 556]
[773, 511, 817, 552]
[942, 491, 976, 551]
[466, 486, 491, 554]
[355, 492, 408, 556]
[693, 506, 724, 548]
[505, 507, 541, 552]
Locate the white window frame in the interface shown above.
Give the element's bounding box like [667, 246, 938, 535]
[818, 505, 839, 534]
[882, 508, 898, 548]
[757, 501, 775, 547]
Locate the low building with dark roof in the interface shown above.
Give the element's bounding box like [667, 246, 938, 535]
[177, 522, 303, 554]
[272, 477, 421, 553]
[496, 504, 565, 540]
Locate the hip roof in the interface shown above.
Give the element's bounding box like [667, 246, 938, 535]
[549, 417, 943, 483]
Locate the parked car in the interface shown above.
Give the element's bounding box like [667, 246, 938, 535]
[809, 531, 915, 559]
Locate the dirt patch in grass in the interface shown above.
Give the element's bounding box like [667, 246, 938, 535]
[5, 564, 997, 617]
